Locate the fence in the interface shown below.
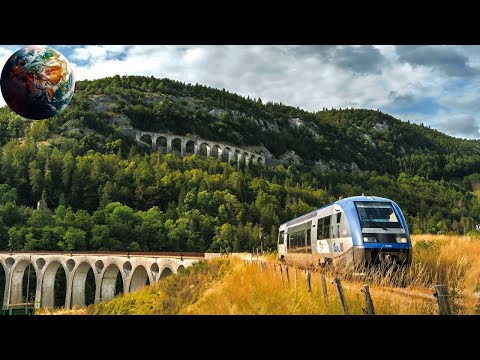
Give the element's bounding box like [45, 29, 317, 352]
[244, 259, 451, 315]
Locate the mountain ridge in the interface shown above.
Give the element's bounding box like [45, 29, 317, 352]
[64, 75, 480, 180]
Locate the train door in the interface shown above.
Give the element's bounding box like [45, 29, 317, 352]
[277, 228, 286, 256]
[316, 211, 334, 257]
[331, 212, 342, 254]
[330, 205, 352, 257]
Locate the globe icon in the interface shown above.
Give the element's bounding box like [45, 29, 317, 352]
[1, 45, 75, 120]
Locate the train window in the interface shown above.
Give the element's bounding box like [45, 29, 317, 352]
[286, 228, 312, 253]
[323, 216, 331, 238]
[339, 212, 351, 237]
[278, 231, 284, 244]
[306, 229, 312, 253]
[283, 224, 312, 254]
[317, 218, 323, 240]
[332, 213, 342, 238]
[355, 201, 403, 229]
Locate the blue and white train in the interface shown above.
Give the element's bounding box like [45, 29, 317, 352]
[277, 196, 413, 269]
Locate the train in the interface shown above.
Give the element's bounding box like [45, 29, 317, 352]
[277, 196, 413, 270]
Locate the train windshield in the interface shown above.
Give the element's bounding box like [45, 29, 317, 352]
[355, 201, 403, 229]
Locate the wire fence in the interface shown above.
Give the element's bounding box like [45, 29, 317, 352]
[243, 258, 451, 315]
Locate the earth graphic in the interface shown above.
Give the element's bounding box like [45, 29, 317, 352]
[1, 45, 75, 120]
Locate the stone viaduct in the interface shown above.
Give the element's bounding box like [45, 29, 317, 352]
[0, 252, 203, 310]
[125, 129, 266, 166]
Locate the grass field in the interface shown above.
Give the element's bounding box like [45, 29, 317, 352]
[410, 234, 480, 314]
[40, 234, 480, 315]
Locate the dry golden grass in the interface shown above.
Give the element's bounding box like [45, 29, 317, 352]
[43, 234, 479, 315]
[86, 258, 230, 315]
[37, 305, 86, 315]
[182, 258, 436, 315]
[410, 234, 480, 314]
[186, 234, 480, 315]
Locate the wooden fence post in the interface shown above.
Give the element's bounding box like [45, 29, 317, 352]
[306, 270, 312, 292]
[361, 284, 375, 315]
[274, 264, 277, 279]
[333, 277, 349, 315]
[321, 274, 328, 305]
[434, 285, 451, 315]
[280, 264, 284, 286]
[294, 269, 298, 295]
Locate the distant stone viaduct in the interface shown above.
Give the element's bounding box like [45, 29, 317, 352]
[124, 129, 267, 166]
[0, 252, 204, 310]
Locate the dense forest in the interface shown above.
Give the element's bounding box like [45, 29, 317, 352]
[0, 75, 479, 254]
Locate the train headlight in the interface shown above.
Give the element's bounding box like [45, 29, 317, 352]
[363, 236, 376, 243]
[399, 237, 407, 243]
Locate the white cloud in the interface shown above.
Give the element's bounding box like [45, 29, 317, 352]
[183, 48, 205, 64]
[1, 45, 480, 139]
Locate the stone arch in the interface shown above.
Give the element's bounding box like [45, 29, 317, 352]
[171, 138, 182, 156]
[71, 262, 96, 308]
[150, 263, 160, 282]
[243, 152, 249, 166]
[41, 261, 67, 309]
[0, 261, 6, 307]
[9, 259, 38, 306]
[5, 257, 15, 269]
[156, 136, 168, 154]
[100, 264, 125, 301]
[250, 154, 256, 163]
[177, 265, 186, 273]
[159, 267, 173, 279]
[66, 259, 75, 272]
[123, 261, 132, 277]
[257, 156, 263, 164]
[130, 265, 151, 292]
[222, 147, 232, 163]
[36, 258, 46, 271]
[234, 150, 242, 167]
[199, 142, 210, 158]
[140, 134, 153, 148]
[95, 260, 104, 274]
[211, 144, 222, 159]
[185, 140, 196, 155]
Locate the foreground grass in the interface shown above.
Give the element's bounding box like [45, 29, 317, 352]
[410, 235, 480, 314]
[42, 234, 480, 315]
[182, 258, 436, 315]
[87, 258, 230, 315]
[72, 257, 435, 315]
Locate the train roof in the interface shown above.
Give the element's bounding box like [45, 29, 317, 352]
[335, 195, 392, 206]
[280, 195, 396, 227]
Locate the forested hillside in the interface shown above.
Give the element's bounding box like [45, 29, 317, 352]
[0, 75, 479, 253]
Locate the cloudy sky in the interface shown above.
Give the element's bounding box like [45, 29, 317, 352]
[1, 45, 479, 139]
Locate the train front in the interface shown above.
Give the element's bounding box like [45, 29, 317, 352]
[345, 197, 413, 268]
